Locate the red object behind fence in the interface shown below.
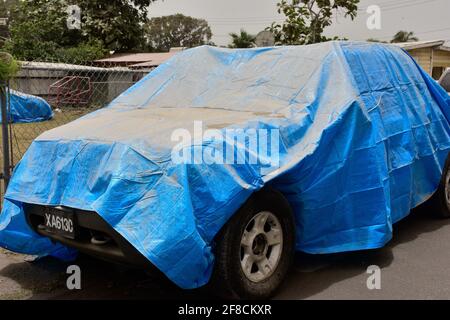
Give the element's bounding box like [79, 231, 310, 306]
[48, 76, 92, 107]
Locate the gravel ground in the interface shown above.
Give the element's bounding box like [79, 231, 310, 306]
[1, 206, 450, 300]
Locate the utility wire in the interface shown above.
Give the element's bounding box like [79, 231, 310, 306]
[357, 25, 450, 41]
[205, 0, 442, 24]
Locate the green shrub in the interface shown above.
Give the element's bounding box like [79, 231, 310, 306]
[0, 52, 19, 81]
[54, 41, 108, 65]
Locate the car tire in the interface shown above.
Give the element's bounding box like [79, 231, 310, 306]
[211, 188, 296, 299]
[429, 155, 450, 218]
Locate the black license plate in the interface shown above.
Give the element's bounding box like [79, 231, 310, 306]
[44, 207, 76, 239]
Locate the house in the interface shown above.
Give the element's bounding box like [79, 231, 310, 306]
[393, 40, 450, 79]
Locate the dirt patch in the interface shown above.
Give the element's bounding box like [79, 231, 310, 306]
[0, 249, 67, 300]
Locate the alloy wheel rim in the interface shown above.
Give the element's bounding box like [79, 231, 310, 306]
[240, 211, 283, 283]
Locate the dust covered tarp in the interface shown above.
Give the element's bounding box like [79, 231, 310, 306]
[1, 42, 450, 289]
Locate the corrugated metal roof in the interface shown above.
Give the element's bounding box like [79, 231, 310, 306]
[95, 52, 176, 64]
[129, 55, 174, 68]
[393, 40, 448, 50]
[20, 61, 106, 71]
[19, 61, 133, 72]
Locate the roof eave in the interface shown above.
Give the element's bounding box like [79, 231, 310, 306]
[395, 40, 446, 51]
[437, 45, 450, 52]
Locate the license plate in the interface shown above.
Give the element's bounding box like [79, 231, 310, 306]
[44, 207, 76, 239]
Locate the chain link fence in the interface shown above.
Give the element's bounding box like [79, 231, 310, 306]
[0, 58, 152, 205]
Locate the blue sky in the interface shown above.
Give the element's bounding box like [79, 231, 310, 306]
[147, 0, 450, 46]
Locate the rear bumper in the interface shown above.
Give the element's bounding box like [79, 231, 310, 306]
[24, 204, 153, 269]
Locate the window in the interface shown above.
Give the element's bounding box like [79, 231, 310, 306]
[432, 66, 445, 80]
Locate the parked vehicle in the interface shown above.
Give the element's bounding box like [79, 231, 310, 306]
[1, 42, 450, 299]
[439, 68, 450, 92]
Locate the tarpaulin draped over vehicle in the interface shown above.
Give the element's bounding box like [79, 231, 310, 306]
[1, 42, 450, 289]
[1, 89, 54, 123]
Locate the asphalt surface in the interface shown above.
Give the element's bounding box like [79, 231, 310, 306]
[1, 206, 450, 300]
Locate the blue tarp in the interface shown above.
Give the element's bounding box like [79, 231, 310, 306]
[1, 42, 450, 289]
[1, 89, 54, 123]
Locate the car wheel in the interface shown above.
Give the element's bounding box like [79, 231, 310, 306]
[429, 155, 450, 218]
[211, 188, 295, 299]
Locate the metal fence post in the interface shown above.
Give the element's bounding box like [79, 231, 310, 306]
[1, 81, 11, 187]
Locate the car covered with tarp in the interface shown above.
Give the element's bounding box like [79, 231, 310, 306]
[1, 89, 54, 123]
[1, 41, 450, 299]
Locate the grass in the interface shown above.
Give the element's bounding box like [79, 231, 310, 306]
[2, 108, 95, 164]
[0, 107, 97, 203]
[0, 108, 97, 196]
[12, 110, 88, 156]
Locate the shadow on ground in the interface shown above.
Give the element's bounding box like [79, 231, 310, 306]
[0, 254, 206, 300]
[276, 206, 450, 299]
[1, 206, 449, 300]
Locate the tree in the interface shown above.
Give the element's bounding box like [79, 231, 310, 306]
[3, 0, 158, 62]
[4, 0, 83, 61]
[144, 14, 212, 52]
[366, 38, 387, 43]
[391, 31, 419, 43]
[75, 0, 158, 52]
[228, 29, 256, 48]
[268, 0, 360, 45]
[0, 0, 19, 46]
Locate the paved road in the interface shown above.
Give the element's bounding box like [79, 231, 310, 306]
[1, 206, 450, 300]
